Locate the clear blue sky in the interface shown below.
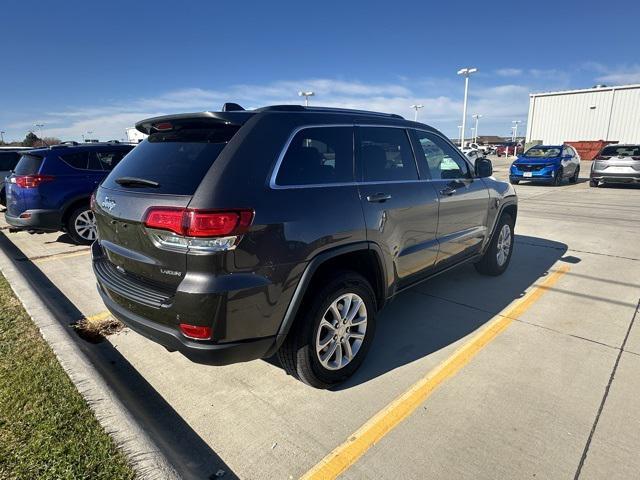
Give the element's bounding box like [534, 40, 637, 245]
[1, 0, 638, 142]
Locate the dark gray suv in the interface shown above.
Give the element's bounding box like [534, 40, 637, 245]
[91, 104, 517, 388]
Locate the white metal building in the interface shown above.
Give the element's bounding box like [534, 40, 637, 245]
[526, 84, 640, 145]
[125, 127, 148, 143]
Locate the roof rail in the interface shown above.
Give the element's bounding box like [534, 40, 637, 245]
[255, 104, 405, 119]
[51, 141, 79, 148]
[106, 140, 120, 143]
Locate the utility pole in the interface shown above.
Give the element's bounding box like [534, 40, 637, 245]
[472, 114, 482, 144]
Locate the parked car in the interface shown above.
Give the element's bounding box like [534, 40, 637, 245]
[4, 141, 134, 243]
[91, 104, 518, 388]
[590, 144, 640, 187]
[0, 147, 31, 208]
[467, 143, 493, 155]
[461, 147, 483, 166]
[509, 144, 580, 186]
[496, 142, 523, 157]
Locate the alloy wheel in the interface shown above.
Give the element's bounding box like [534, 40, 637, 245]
[74, 210, 97, 241]
[315, 293, 368, 371]
[496, 224, 512, 267]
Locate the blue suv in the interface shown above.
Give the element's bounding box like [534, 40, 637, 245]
[4, 142, 134, 244]
[510, 144, 581, 186]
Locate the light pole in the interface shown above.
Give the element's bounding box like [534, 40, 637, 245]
[457, 67, 477, 147]
[410, 104, 424, 122]
[34, 123, 44, 146]
[0, 131, 5, 143]
[470, 127, 476, 144]
[298, 91, 315, 107]
[457, 125, 463, 145]
[472, 114, 482, 144]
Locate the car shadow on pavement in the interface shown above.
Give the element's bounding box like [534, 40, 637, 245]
[334, 234, 570, 390]
[0, 232, 238, 480]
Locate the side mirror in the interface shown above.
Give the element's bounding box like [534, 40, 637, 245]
[475, 157, 493, 178]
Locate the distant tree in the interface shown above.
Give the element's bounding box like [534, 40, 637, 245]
[42, 137, 61, 146]
[23, 132, 39, 147]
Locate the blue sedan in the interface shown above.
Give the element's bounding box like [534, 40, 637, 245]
[510, 145, 581, 186]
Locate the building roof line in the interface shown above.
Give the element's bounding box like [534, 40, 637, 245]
[530, 83, 640, 98]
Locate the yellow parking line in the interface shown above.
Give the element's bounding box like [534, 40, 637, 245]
[301, 264, 570, 480]
[32, 249, 90, 263]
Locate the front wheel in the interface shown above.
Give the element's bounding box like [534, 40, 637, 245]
[553, 167, 564, 186]
[590, 178, 599, 187]
[67, 206, 97, 245]
[475, 213, 514, 276]
[569, 166, 580, 184]
[277, 271, 377, 388]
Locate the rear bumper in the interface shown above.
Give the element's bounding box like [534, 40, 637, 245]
[590, 171, 640, 183]
[97, 281, 276, 365]
[4, 208, 61, 231]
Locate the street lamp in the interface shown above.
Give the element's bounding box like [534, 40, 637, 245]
[472, 114, 482, 144]
[457, 67, 478, 147]
[457, 125, 463, 145]
[34, 123, 45, 146]
[0, 131, 5, 143]
[410, 104, 424, 122]
[298, 91, 315, 107]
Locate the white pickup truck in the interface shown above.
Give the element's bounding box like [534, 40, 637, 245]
[467, 143, 494, 155]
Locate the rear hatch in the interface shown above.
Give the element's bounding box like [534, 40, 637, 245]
[598, 145, 640, 173]
[94, 117, 242, 292]
[6, 153, 44, 216]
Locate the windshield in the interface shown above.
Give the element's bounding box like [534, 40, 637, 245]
[600, 145, 640, 157]
[524, 147, 561, 158]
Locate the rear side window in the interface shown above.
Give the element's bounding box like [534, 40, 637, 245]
[358, 127, 418, 182]
[0, 152, 20, 171]
[60, 152, 90, 169]
[88, 151, 129, 171]
[14, 154, 43, 175]
[103, 127, 238, 195]
[276, 127, 354, 186]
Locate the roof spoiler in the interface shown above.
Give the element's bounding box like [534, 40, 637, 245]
[136, 110, 253, 135]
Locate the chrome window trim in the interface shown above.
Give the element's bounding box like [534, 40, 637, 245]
[269, 123, 427, 190]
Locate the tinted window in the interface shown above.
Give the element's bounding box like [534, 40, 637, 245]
[88, 151, 129, 171]
[359, 127, 417, 182]
[0, 152, 20, 171]
[414, 131, 471, 180]
[103, 127, 238, 195]
[60, 152, 90, 169]
[14, 154, 43, 175]
[525, 147, 561, 158]
[276, 127, 353, 186]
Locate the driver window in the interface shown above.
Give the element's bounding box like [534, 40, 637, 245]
[413, 130, 471, 180]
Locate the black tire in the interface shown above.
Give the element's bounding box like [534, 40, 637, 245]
[509, 179, 519, 185]
[590, 179, 599, 187]
[474, 213, 515, 276]
[277, 271, 377, 389]
[569, 166, 580, 184]
[66, 205, 97, 245]
[553, 167, 563, 186]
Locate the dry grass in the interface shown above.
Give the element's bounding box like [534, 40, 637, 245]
[74, 313, 124, 343]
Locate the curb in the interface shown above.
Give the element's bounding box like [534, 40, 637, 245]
[0, 235, 180, 480]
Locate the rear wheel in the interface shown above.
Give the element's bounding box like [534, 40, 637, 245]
[475, 213, 514, 276]
[590, 178, 599, 187]
[569, 166, 580, 183]
[67, 206, 97, 245]
[277, 271, 377, 388]
[509, 179, 519, 185]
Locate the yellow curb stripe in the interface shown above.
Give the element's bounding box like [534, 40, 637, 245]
[301, 264, 570, 480]
[32, 249, 90, 263]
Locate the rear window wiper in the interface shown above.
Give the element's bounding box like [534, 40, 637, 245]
[115, 176, 160, 188]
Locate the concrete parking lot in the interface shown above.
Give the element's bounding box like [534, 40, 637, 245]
[1, 156, 639, 479]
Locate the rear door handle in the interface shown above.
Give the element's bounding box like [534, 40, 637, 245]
[439, 186, 456, 196]
[366, 193, 392, 203]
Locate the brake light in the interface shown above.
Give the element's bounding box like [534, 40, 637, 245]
[144, 208, 254, 237]
[179, 323, 211, 340]
[90, 192, 96, 211]
[14, 175, 54, 188]
[153, 122, 173, 131]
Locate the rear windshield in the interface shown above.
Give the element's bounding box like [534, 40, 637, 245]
[102, 127, 238, 195]
[601, 145, 640, 157]
[524, 147, 561, 158]
[14, 154, 43, 175]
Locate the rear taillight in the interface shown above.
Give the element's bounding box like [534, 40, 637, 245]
[14, 174, 54, 188]
[179, 323, 211, 340]
[144, 207, 254, 252]
[90, 192, 96, 211]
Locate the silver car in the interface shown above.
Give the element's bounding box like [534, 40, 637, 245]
[590, 144, 640, 187]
